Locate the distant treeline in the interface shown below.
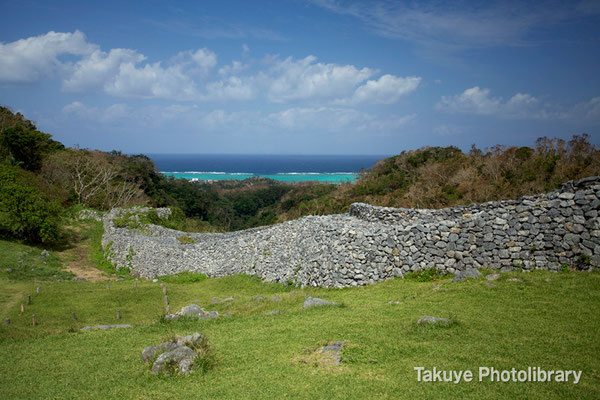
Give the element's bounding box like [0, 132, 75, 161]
[1, 105, 598, 244]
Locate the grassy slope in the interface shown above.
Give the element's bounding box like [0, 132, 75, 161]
[0, 271, 599, 399]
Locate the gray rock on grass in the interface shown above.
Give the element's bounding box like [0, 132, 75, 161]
[177, 304, 204, 317]
[151, 346, 198, 375]
[417, 316, 452, 326]
[141, 342, 180, 363]
[212, 297, 234, 304]
[80, 324, 132, 331]
[165, 304, 219, 321]
[143, 333, 210, 375]
[486, 274, 500, 281]
[452, 268, 481, 282]
[303, 297, 339, 309]
[318, 341, 345, 365]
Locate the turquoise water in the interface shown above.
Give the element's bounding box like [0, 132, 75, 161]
[162, 172, 358, 183]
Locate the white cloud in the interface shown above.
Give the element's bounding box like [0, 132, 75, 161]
[63, 48, 146, 92]
[437, 86, 502, 115]
[205, 76, 254, 101]
[104, 62, 200, 100]
[567, 97, 600, 121]
[65, 48, 216, 100]
[0, 31, 96, 84]
[585, 97, 600, 118]
[171, 48, 217, 75]
[218, 61, 248, 76]
[3, 31, 421, 105]
[338, 74, 421, 105]
[435, 86, 592, 120]
[189, 48, 217, 70]
[266, 55, 375, 103]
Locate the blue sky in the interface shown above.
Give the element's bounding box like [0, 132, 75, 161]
[0, 0, 598, 154]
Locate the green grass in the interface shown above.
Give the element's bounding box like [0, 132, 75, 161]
[0, 270, 599, 399]
[0, 239, 71, 281]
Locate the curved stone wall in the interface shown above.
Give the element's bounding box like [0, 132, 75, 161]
[102, 177, 600, 287]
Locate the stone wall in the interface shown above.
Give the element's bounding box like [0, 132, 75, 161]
[102, 177, 600, 287]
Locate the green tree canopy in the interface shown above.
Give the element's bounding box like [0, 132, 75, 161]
[0, 163, 61, 243]
[0, 125, 64, 171]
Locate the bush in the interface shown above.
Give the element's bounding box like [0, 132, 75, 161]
[0, 164, 62, 243]
[0, 125, 63, 171]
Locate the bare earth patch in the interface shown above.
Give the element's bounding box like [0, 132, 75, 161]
[63, 262, 112, 282]
[58, 222, 114, 282]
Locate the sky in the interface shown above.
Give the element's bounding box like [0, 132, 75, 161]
[0, 0, 599, 155]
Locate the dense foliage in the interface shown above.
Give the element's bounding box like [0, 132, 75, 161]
[277, 135, 600, 216]
[0, 164, 61, 243]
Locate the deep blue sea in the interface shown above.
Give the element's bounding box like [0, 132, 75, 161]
[148, 154, 387, 183]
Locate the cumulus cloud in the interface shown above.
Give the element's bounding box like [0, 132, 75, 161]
[218, 61, 248, 76]
[437, 87, 501, 115]
[205, 76, 254, 101]
[436, 86, 559, 119]
[266, 55, 375, 103]
[0, 31, 96, 84]
[436, 87, 600, 122]
[65, 47, 217, 100]
[338, 74, 421, 105]
[63, 48, 146, 92]
[103, 62, 200, 100]
[171, 48, 217, 75]
[3, 31, 421, 105]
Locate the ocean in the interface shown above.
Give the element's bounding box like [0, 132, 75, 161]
[148, 154, 387, 183]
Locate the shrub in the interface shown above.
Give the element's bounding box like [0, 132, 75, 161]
[0, 125, 63, 171]
[0, 164, 61, 243]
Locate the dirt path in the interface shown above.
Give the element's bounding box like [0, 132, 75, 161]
[57, 222, 114, 282]
[62, 259, 112, 282]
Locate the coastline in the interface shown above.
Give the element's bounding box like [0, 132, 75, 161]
[161, 171, 359, 183]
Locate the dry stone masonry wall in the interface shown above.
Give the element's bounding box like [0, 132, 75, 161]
[102, 177, 600, 287]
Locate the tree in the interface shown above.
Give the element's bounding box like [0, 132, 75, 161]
[42, 149, 142, 209]
[0, 125, 64, 171]
[0, 164, 61, 243]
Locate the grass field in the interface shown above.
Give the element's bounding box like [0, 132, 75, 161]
[1, 262, 599, 399]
